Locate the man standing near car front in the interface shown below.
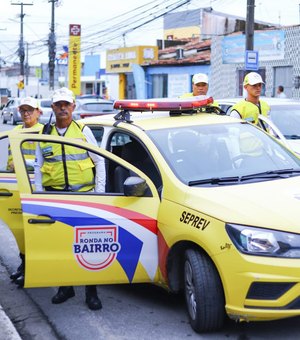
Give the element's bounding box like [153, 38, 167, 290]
[230, 72, 270, 124]
[34, 87, 106, 310]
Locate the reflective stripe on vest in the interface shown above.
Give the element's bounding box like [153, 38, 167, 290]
[7, 123, 43, 170]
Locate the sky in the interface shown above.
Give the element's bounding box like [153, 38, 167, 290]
[0, 0, 300, 67]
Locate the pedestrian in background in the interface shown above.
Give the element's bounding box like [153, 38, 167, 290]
[230, 72, 270, 125]
[34, 87, 106, 310]
[276, 85, 287, 98]
[9, 96, 43, 288]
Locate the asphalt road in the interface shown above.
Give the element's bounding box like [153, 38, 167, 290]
[1, 122, 300, 339]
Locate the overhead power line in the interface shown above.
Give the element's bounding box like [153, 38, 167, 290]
[80, 0, 192, 53]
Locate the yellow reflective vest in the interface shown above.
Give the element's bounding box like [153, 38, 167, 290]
[40, 121, 95, 192]
[7, 123, 43, 171]
[230, 99, 270, 125]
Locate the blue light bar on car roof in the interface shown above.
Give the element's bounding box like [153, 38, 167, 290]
[113, 96, 214, 111]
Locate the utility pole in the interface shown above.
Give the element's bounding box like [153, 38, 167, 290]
[245, 0, 255, 51]
[25, 42, 29, 85]
[11, 2, 33, 80]
[48, 0, 58, 90]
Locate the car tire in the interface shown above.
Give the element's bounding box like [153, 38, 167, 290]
[184, 249, 225, 333]
[2, 114, 7, 124]
[10, 114, 16, 125]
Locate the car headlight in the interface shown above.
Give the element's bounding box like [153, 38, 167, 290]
[226, 223, 300, 258]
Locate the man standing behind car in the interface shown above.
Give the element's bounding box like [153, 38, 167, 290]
[34, 87, 106, 310]
[9, 96, 43, 288]
[230, 72, 270, 125]
[180, 73, 219, 107]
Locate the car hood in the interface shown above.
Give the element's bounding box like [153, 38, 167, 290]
[183, 175, 300, 231]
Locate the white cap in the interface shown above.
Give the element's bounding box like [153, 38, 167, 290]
[52, 87, 74, 103]
[19, 96, 39, 109]
[243, 72, 265, 86]
[192, 73, 209, 84]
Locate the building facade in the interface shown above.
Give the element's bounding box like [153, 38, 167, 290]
[210, 25, 300, 99]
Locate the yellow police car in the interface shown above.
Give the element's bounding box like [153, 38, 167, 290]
[2, 97, 300, 333]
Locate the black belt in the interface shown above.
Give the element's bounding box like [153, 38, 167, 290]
[44, 186, 69, 192]
[44, 186, 93, 193]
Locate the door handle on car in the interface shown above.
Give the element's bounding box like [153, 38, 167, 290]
[0, 192, 13, 197]
[28, 218, 56, 224]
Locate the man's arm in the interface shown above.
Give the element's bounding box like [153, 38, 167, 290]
[229, 109, 242, 119]
[82, 126, 106, 193]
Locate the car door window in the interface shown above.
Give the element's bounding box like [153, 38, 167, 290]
[108, 132, 162, 191]
[0, 136, 10, 171]
[88, 125, 104, 146]
[19, 137, 151, 197]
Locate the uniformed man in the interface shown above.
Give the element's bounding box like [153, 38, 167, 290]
[9, 96, 43, 287]
[230, 72, 270, 124]
[180, 73, 219, 107]
[34, 87, 106, 310]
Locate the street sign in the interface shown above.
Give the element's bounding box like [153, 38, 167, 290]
[35, 68, 42, 78]
[245, 50, 259, 70]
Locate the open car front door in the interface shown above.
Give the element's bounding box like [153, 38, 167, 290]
[0, 131, 33, 256]
[9, 133, 160, 288]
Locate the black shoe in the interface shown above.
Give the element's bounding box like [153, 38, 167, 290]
[85, 286, 102, 310]
[10, 253, 25, 281]
[10, 265, 23, 281]
[52, 286, 75, 304]
[14, 274, 24, 288]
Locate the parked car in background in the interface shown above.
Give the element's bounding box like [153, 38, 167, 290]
[217, 97, 300, 153]
[0, 87, 11, 109]
[1, 97, 22, 125]
[72, 98, 116, 120]
[76, 94, 102, 99]
[38, 98, 55, 124]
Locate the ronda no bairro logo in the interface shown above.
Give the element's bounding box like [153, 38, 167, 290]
[73, 226, 121, 271]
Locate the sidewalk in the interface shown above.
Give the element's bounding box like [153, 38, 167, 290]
[0, 303, 22, 340]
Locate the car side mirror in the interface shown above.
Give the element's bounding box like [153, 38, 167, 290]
[123, 176, 149, 197]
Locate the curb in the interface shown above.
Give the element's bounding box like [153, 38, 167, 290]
[0, 303, 22, 340]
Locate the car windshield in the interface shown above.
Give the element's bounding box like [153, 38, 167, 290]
[269, 105, 300, 138]
[77, 102, 114, 112]
[148, 121, 300, 186]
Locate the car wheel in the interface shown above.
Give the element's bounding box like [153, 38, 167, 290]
[2, 114, 7, 124]
[184, 249, 225, 333]
[11, 115, 17, 125]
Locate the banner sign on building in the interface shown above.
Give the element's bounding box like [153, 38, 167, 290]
[222, 30, 285, 64]
[68, 24, 81, 95]
[131, 63, 146, 99]
[106, 46, 158, 73]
